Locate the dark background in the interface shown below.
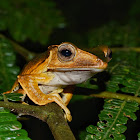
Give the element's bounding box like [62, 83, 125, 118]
[49, 0, 135, 46]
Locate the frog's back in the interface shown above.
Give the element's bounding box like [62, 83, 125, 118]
[20, 51, 49, 75]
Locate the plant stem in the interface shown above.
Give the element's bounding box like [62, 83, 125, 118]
[0, 101, 75, 140]
[90, 91, 140, 103]
[10, 39, 36, 61]
[111, 47, 140, 52]
[0, 34, 36, 61]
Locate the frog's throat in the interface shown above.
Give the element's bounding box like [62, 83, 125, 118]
[48, 67, 105, 73]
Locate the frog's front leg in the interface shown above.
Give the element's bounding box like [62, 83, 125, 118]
[18, 73, 72, 121]
[3, 79, 20, 94]
[62, 85, 75, 106]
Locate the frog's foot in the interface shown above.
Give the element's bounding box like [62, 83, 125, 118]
[46, 95, 72, 122]
[22, 102, 29, 105]
[49, 91, 72, 121]
[64, 111, 72, 122]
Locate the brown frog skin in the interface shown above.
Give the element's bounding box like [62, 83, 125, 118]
[3, 42, 112, 121]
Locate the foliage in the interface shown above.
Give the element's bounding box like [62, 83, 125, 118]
[0, 93, 23, 102]
[106, 51, 140, 93]
[83, 50, 140, 139]
[0, 0, 65, 44]
[138, 132, 140, 140]
[88, 22, 140, 47]
[86, 99, 139, 140]
[0, 38, 20, 92]
[0, 38, 30, 139]
[129, 0, 140, 19]
[0, 107, 30, 140]
[86, 19, 140, 140]
[0, 24, 140, 140]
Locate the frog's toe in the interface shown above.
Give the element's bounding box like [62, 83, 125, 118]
[64, 113, 72, 122]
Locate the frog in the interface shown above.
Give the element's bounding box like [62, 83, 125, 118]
[3, 42, 112, 121]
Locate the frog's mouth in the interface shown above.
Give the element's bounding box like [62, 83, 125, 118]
[48, 57, 108, 73]
[48, 67, 105, 73]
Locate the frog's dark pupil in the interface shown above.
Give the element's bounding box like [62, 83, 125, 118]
[61, 49, 72, 57]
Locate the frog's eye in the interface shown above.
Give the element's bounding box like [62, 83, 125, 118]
[58, 43, 76, 61]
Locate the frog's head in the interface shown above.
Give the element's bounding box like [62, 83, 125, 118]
[47, 42, 112, 73]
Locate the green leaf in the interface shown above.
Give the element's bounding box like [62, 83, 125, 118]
[0, 38, 29, 139]
[0, 107, 31, 140]
[106, 51, 140, 96]
[0, 121, 22, 131]
[0, 38, 20, 92]
[0, 0, 65, 44]
[0, 38, 22, 101]
[138, 132, 140, 140]
[0, 93, 23, 102]
[79, 131, 88, 140]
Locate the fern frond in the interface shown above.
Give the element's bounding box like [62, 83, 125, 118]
[106, 51, 140, 96]
[85, 50, 140, 139]
[86, 100, 139, 139]
[0, 107, 31, 140]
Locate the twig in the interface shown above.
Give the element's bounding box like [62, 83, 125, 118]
[0, 101, 75, 140]
[10, 39, 36, 61]
[84, 47, 140, 53]
[111, 47, 140, 52]
[90, 91, 140, 104]
[0, 34, 36, 61]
